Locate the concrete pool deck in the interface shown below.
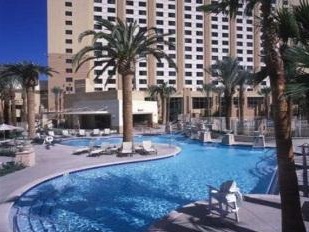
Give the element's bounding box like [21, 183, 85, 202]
[0, 136, 309, 232]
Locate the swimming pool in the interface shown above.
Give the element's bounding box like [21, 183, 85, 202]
[12, 134, 276, 232]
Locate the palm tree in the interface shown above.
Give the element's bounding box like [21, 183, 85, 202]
[258, 87, 272, 119]
[212, 85, 225, 117]
[206, 57, 240, 130]
[199, 2, 306, 231]
[51, 86, 63, 127]
[237, 69, 253, 133]
[73, 18, 176, 142]
[148, 82, 176, 125]
[2, 62, 55, 139]
[198, 83, 214, 118]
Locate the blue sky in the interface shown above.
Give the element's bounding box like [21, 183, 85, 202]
[0, 0, 47, 65]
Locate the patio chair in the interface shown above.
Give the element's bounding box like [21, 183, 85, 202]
[118, 142, 133, 157]
[61, 129, 71, 137]
[77, 129, 86, 137]
[207, 180, 242, 222]
[141, 140, 157, 155]
[91, 129, 101, 136]
[102, 128, 110, 135]
[47, 131, 55, 137]
[72, 140, 95, 155]
[88, 143, 110, 157]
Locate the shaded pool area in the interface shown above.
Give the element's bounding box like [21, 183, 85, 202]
[12, 134, 276, 232]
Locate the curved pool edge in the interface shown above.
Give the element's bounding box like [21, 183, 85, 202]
[2, 144, 181, 232]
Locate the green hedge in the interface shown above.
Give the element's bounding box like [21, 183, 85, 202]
[0, 162, 25, 177]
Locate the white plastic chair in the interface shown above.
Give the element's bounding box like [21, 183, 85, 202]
[118, 142, 133, 156]
[141, 140, 157, 155]
[207, 180, 242, 222]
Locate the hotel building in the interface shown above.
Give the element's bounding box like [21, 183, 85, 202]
[47, 0, 294, 130]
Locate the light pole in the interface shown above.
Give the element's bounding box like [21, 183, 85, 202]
[301, 143, 309, 197]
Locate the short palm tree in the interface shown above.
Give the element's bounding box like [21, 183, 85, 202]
[206, 57, 240, 130]
[2, 62, 55, 139]
[199, 1, 307, 230]
[73, 18, 176, 142]
[198, 83, 214, 118]
[148, 82, 176, 125]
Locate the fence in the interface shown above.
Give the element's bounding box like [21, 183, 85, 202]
[178, 115, 309, 138]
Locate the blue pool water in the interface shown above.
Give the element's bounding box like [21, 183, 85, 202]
[12, 134, 276, 232]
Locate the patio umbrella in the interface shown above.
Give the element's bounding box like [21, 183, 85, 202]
[0, 123, 24, 139]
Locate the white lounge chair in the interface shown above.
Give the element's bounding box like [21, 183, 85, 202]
[72, 140, 95, 155]
[207, 180, 242, 222]
[102, 128, 110, 135]
[48, 131, 55, 137]
[141, 140, 157, 155]
[91, 129, 101, 136]
[77, 129, 86, 137]
[88, 143, 110, 156]
[118, 142, 133, 157]
[62, 130, 70, 137]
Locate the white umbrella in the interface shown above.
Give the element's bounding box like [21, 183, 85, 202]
[0, 123, 24, 140]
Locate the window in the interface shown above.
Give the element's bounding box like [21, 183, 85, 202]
[222, 41, 229, 45]
[139, 2, 146, 7]
[212, 32, 218, 37]
[168, 4, 175, 9]
[139, 10, 146, 15]
[94, 78, 103, 84]
[185, 54, 192, 59]
[94, 24, 102, 30]
[157, 63, 164, 67]
[66, 86, 73, 92]
[107, 78, 116, 84]
[108, 8, 115, 13]
[169, 71, 176, 76]
[157, 71, 164, 76]
[65, 77, 73, 82]
[237, 49, 243, 54]
[66, 59, 72, 63]
[169, 12, 175, 17]
[126, 9, 133, 14]
[94, 15, 102, 21]
[196, 31, 203, 36]
[157, 20, 163, 25]
[156, 3, 163, 8]
[185, 22, 191, 27]
[157, 12, 163, 17]
[197, 80, 203, 85]
[247, 35, 253, 39]
[196, 23, 203, 28]
[185, 6, 191, 10]
[237, 34, 243, 38]
[222, 17, 228, 22]
[65, 2, 72, 7]
[185, 30, 192, 35]
[66, 68, 73, 73]
[139, 79, 147, 84]
[108, 16, 115, 22]
[185, 46, 192, 51]
[196, 72, 203, 77]
[247, 57, 253, 62]
[211, 24, 218, 29]
[185, 14, 191, 19]
[65, 39, 72, 44]
[212, 48, 218, 52]
[65, 20, 72, 25]
[185, 80, 192, 85]
[212, 40, 218, 45]
[66, 48, 73, 53]
[94, 88, 103, 91]
[157, 79, 164, 84]
[139, 71, 147, 75]
[237, 42, 243, 46]
[222, 25, 229, 30]
[94, 0, 102, 3]
[247, 97, 263, 108]
[126, 1, 133, 5]
[185, 63, 192, 68]
[169, 80, 176, 84]
[193, 97, 212, 109]
[65, 30, 72, 35]
[139, 62, 146, 67]
[247, 42, 253, 47]
[212, 16, 218, 21]
[222, 48, 229, 53]
[196, 55, 203, 60]
[139, 19, 146, 24]
[247, 50, 253, 54]
[222, 33, 228, 37]
[196, 47, 203, 52]
[65, 11, 72, 16]
[237, 26, 243, 31]
[185, 72, 192, 76]
[94, 6, 102, 12]
[185, 38, 192, 43]
[107, 0, 115, 3]
[196, 39, 203, 44]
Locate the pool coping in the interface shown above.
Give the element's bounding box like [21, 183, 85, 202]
[1, 144, 181, 232]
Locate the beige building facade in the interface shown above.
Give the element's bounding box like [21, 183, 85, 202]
[47, 0, 293, 121]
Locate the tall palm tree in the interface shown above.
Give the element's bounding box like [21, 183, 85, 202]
[199, 2, 306, 231]
[198, 83, 214, 118]
[51, 86, 63, 127]
[73, 18, 176, 142]
[237, 69, 253, 134]
[3, 62, 55, 139]
[206, 57, 240, 130]
[258, 87, 272, 119]
[212, 85, 225, 117]
[148, 82, 176, 124]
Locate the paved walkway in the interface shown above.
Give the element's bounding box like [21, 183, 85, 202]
[148, 195, 309, 232]
[0, 141, 180, 232]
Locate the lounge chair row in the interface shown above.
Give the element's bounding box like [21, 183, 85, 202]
[72, 140, 158, 157]
[43, 128, 118, 138]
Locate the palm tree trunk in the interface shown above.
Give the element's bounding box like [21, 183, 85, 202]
[26, 86, 36, 139]
[21, 89, 27, 123]
[3, 93, 11, 124]
[10, 89, 17, 126]
[55, 94, 58, 127]
[265, 95, 270, 119]
[224, 92, 232, 130]
[0, 100, 4, 124]
[162, 97, 166, 125]
[239, 86, 245, 134]
[261, 2, 305, 231]
[122, 72, 133, 142]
